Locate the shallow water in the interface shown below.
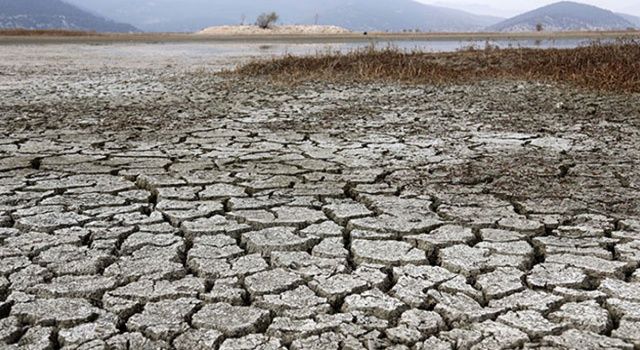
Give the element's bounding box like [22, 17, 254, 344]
[0, 38, 605, 73]
[99, 37, 597, 58]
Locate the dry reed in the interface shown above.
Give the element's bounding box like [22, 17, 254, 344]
[233, 40, 640, 93]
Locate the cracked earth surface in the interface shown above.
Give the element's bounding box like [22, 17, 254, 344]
[0, 44, 640, 349]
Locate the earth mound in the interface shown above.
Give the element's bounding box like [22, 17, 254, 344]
[197, 25, 351, 35]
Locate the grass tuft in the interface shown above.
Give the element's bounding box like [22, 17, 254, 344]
[232, 40, 640, 93]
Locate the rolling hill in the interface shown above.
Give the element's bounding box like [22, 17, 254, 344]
[0, 0, 138, 32]
[64, 0, 503, 32]
[487, 1, 635, 32]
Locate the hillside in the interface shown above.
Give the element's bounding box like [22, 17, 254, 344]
[64, 0, 503, 32]
[617, 13, 640, 28]
[488, 1, 635, 32]
[0, 0, 138, 32]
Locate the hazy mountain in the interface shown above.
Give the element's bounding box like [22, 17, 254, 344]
[616, 13, 640, 27]
[64, 0, 503, 32]
[309, 0, 503, 32]
[0, 0, 138, 32]
[487, 1, 635, 32]
[431, 1, 514, 18]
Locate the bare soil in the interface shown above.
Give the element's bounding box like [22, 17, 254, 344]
[0, 42, 638, 349]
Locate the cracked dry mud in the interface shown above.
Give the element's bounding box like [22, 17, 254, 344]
[1, 44, 640, 350]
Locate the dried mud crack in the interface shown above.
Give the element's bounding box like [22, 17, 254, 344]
[0, 44, 639, 349]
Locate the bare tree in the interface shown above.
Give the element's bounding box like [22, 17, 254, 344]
[256, 12, 279, 29]
[240, 14, 246, 25]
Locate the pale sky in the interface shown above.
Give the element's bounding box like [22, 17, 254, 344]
[419, 0, 640, 18]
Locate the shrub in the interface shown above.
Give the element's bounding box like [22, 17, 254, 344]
[256, 12, 279, 29]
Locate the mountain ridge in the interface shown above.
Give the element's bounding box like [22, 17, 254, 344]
[64, 0, 503, 32]
[3, 0, 637, 34]
[0, 0, 138, 32]
[488, 1, 636, 32]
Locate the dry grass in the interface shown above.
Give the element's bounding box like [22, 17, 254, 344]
[0, 29, 98, 36]
[233, 40, 640, 93]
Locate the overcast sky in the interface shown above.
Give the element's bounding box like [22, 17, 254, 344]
[419, 0, 640, 17]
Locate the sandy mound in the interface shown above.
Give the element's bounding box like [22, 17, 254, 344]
[197, 25, 351, 35]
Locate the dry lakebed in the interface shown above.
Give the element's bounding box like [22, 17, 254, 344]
[0, 40, 639, 349]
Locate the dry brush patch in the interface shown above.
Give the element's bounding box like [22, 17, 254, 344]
[232, 41, 640, 93]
